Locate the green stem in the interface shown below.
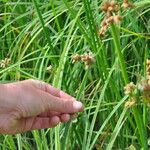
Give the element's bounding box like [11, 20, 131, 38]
[132, 107, 148, 150]
[32, 0, 54, 51]
[111, 24, 129, 84]
[61, 70, 89, 150]
[76, 70, 89, 100]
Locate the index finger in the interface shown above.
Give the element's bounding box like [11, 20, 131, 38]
[30, 79, 75, 100]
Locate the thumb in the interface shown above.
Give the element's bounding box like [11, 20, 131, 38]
[41, 91, 84, 114]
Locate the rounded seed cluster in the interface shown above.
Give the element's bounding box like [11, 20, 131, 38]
[72, 52, 95, 69]
[122, 0, 134, 9]
[71, 54, 81, 64]
[81, 52, 95, 66]
[124, 82, 136, 95]
[98, 0, 134, 37]
[101, 1, 120, 13]
[124, 98, 136, 108]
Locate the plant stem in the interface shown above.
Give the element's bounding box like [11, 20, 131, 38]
[111, 24, 129, 84]
[32, 0, 54, 51]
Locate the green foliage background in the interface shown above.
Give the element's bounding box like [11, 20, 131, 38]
[0, 0, 150, 149]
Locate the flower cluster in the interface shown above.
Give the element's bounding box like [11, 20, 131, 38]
[0, 58, 11, 68]
[137, 60, 150, 92]
[124, 82, 137, 109]
[124, 82, 136, 95]
[135, 60, 150, 105]
[101, 1, 120, 13]
[71, 54, 81, 64]
[124, 98, 136, 108]
[122, 0, 134, 9]
[99, 0, 134, 37]
[46, 65, 53, 73]
[72, 52, 95, 69]
[124, 60, 150, 107]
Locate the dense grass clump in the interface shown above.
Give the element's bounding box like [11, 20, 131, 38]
[0, 0, 150, 149]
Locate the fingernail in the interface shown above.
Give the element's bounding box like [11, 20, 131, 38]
[73, 101, 83, 111]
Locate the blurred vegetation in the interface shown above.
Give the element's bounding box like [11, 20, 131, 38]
[0, 0, 150, 149]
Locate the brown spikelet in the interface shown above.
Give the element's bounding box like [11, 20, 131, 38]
[122, 0, 134, 9]
[81, 52, 95, 69]
[99, 1, 122, 37]
[124, 98, 136, 108]
[113, 16, 122, 24]
[71, 54, 81, 63]
[124, 82, 136, 95]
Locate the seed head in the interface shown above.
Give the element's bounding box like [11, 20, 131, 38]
[101, 2, 110, 12]
[99, 1, 122, 38]
[81, 52, 95, 69]
[114, 4, 120, 12]
[113, 15, 122, 24]
[124, 82, 136, 95]
[138, 80, 150, 92]
[146, 59, 150, 65]
[122, 0, 134, 9]
[140, 81, 150, 105]
[147, 67, 150, 74]
[98, 29, 106, 37]
[107, 6, 114, 12]
[101, 1, 120, 13]
[106, 16, 114, 24]
[46, 65, 52, 72]
[71, 54, 81, 63]
[101, 19, 107, 26]
[124, 98, 136, 108]
[0, 58, 11, 68]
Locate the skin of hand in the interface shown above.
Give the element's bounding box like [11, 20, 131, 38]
[0, 79, 83, 134]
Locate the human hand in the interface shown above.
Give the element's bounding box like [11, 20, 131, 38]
[0, 79, 83, 134]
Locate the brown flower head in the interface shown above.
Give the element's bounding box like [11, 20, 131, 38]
[124, 82, 136, 95]
[81, 52, 95, 69]
[122, 0, 134, 9]
[101, 2, 110, 12]
[71, 54, 81, 63]
[113, 15, 122, 24]
[101, 1, 120, 13]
